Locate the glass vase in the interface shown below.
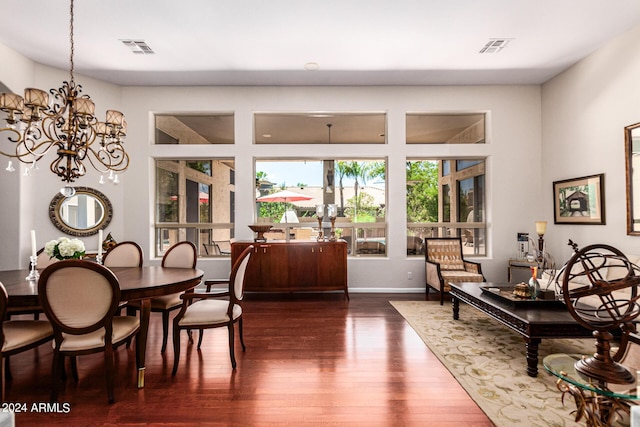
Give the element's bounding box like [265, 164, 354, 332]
[529, 266, 540, 300]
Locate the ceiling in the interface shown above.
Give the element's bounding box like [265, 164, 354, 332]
[1, 0, 640, 87]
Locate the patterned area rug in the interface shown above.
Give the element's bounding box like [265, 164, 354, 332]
[390, 300, 610, 427]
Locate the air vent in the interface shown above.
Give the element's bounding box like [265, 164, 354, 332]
[120, 40, 155, 55]
[479, 39, 512, 54]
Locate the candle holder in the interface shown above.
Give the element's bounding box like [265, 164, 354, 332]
[96, 254, 103, 265]
[316, 204, 325, 242]
[26, 255, 39, 281]
[316, 216, 324, 241]
[329, 216, 336, 241]
[328, 204, 337, 242]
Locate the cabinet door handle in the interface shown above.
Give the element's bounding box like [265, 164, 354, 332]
[320, 247, 323, 253]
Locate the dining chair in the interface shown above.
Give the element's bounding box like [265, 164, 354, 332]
[0, 281, 53, 402]
[102, 241, 143, 268]
[38, 260, 140, 404]
[126, 241, 197, 354]
[172, 244, 253, 375]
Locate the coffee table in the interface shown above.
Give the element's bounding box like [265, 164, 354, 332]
[448, 282, 593, 377]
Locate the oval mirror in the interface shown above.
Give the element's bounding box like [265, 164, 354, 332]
[625, 122, 640, 235]
[48, 187, 113, 237]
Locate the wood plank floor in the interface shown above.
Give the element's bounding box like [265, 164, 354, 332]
[7, 293, 493, 426]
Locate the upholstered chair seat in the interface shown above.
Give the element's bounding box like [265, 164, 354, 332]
[57, 317, 140, 352]
[0, 280, 54, 402]
[2, 321, 53, 353]
[177, 300, 242, 327]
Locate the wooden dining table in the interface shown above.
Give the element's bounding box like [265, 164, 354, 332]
[0, 265, 204, 388]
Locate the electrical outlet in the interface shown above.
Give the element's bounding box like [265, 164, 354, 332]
[407, 272, 413, 280]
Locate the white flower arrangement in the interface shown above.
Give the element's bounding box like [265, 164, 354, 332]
[44, 237, 86, 260]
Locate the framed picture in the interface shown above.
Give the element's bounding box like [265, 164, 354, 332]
[553, 173, 605, 225]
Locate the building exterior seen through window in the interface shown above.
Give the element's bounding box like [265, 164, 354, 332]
[155, 159, 235, 257]
[255, 159, 387, 256]
[406, 159, 486, 256]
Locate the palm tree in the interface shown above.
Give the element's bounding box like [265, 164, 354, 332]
[341, 161, 372, 220]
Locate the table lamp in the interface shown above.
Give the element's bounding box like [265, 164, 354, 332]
[535, 221, 546, 251]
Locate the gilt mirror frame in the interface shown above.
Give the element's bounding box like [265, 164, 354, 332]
[48, 186, 113, 237]
[625, 122, 640, 235]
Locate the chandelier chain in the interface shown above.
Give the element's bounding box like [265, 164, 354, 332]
[69, 0, 75, 83]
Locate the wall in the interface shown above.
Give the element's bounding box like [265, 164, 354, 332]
[121, 85, 542, 288]
[0, 43, 545, 289]
[542, 23, 640, 264]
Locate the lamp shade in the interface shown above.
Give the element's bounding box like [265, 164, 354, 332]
[535, 221, 547, 235]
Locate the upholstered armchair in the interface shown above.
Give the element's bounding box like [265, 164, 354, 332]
[172, 245, 253, 375]
[425, 237, 485, 305]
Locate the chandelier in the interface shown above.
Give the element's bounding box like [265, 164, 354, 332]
[0, 0, 129, 197]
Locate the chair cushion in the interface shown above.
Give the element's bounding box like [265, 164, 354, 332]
[2, 321, 53, 352]
[127, 293, 183, 310]
[57, 316, 140, 352]
[440, 271, 484, 292]
[177, 300, 241, 327]
[150, 294, 183, 310]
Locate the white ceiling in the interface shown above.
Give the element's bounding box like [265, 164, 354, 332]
[1, 0, 640, 87]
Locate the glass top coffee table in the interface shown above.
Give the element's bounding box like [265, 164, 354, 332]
[544, 353, 638, 426]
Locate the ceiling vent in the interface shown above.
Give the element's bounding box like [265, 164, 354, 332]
[479, 39, 512, 54]
[120, 40, 155, 55]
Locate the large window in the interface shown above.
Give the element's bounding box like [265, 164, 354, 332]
[255, 159, 387, 256]
[155, 159, 235, 257]
[406, 159, 486, 256]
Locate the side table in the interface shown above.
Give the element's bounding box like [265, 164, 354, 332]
[508, 258, 538, 283]
[543, 353, 638, 426]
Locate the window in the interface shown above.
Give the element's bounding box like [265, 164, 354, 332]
[406, 113, 485, 144]
[406, 159, 486, 256]
[155, 159, 235, 257]
[254, 112, 386, 144]
[255, 159, 387, 256]
[154, 114, 234, 145]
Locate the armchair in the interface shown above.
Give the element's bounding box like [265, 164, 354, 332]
[425, 237, 485, 305]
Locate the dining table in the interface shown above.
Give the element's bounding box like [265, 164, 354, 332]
[0, 265, 204, 388]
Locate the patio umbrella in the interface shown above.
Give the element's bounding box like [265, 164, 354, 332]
[256, 190, 312, 223]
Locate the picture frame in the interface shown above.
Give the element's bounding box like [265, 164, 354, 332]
[553, 173, 605, 225]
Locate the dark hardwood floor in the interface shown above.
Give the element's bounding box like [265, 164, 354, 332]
[7, 293, 492, 426]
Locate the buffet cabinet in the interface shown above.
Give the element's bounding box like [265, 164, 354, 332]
[231, 241, 349, 299]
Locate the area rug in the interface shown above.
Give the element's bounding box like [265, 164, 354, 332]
[390, 300, 612, 427]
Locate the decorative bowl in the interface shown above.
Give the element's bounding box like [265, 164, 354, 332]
[248, 224, 273, 242]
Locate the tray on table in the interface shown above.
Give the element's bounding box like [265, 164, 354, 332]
[479, 284, 564, 307]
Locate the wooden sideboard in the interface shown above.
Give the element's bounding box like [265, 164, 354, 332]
[231, 240, 349, 299]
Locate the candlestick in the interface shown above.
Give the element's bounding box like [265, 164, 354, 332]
[328, 204, 337, 241]
[26, 255, 39, 281]
[30, 230, 37, 258]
